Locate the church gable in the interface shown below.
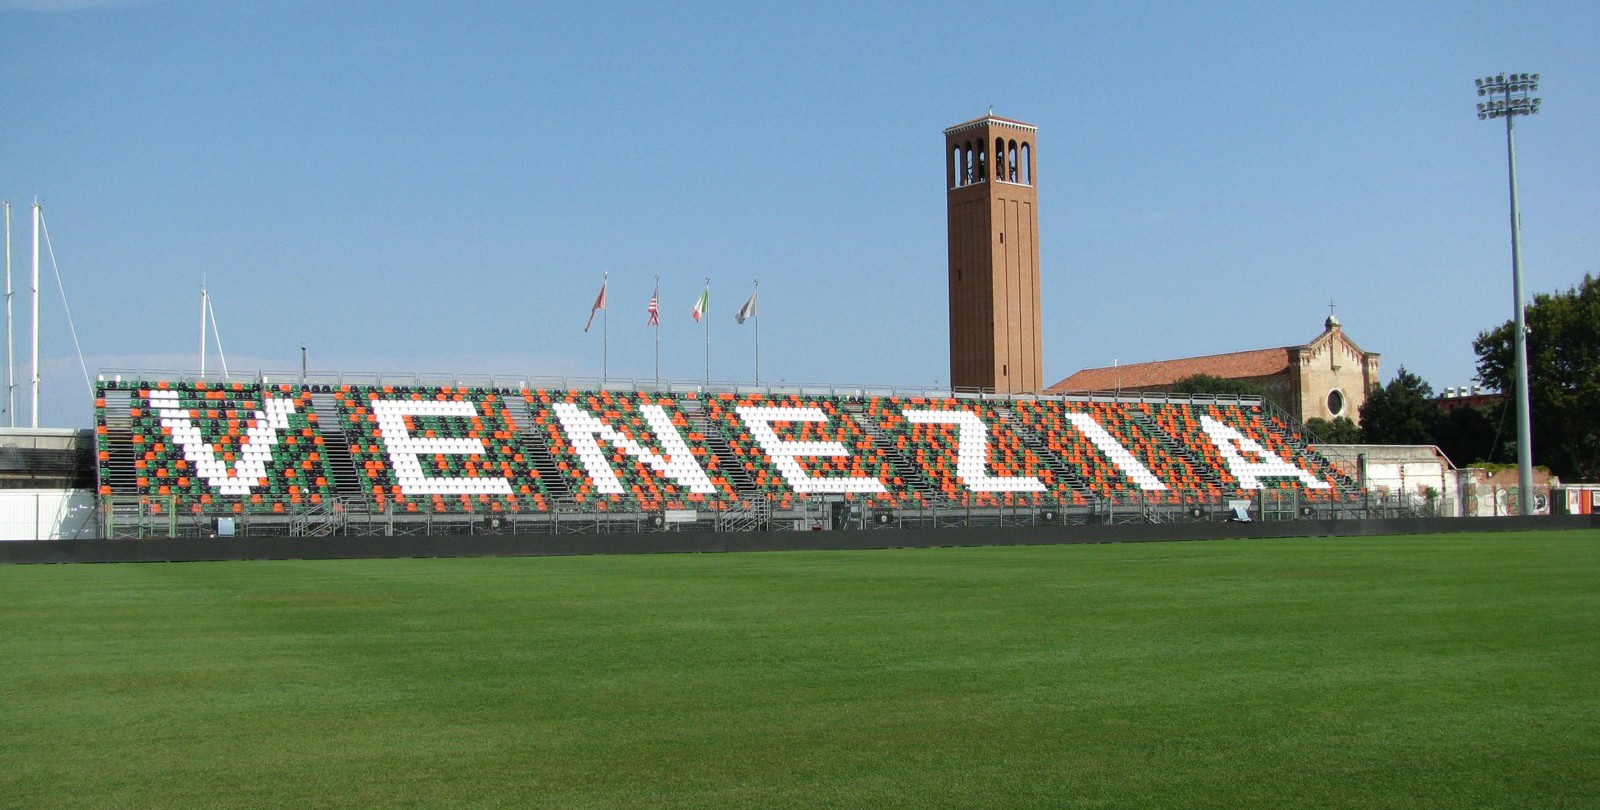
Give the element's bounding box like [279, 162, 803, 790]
[1301, 327, 1370, 373]
[1294, 317, 1380, 423]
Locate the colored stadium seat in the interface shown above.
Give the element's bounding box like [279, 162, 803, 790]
[94, 380, 1362, 518]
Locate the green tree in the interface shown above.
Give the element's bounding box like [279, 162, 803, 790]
[1432, 404, 1504, 468]
[1359, 367, 1444, 445]
[1474, 273, 1600, 480]
[1168, 374, 1273, 400]
[1304, 416, 1362, 443]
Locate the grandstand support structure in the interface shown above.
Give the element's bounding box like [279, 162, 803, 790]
[288, 498, 344, 537]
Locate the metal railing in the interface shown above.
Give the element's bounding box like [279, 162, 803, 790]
[91, 489, 1449, 540]
[95, 367, 1266, 410]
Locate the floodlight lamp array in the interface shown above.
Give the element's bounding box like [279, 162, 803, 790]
[1475, 72, 1540, 94]
[1474, 72, 1541, 120]
[1477, 97, 1541, 120]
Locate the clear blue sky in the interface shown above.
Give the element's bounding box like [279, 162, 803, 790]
[2, 0, 1597, 427]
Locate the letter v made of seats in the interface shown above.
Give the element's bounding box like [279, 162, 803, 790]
[148, 389, 297, 496]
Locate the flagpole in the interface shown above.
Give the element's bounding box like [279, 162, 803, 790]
[585, 274, 608, 380]
[710, 276, 716, 387]
[653, 275, 661, 384]
[753, 279, 760, 383]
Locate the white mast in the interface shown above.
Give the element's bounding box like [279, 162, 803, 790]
[199, 283, 207, 376]
[30, 200, 40, 428]
[4, 200, 13, 427]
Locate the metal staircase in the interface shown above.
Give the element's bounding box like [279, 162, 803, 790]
[99, 388, 167, 538]
[98, 388, 139, 495]
[992, 405, 1094, 499]
[100, 389, 149, 537]
[841, 402, 941, 504]
[307, 391, 370, 506]
[679, 399, 760, 498]
[1263, 406, 1363, 494]
[502, 398, 573, 504]
[1128, 412, 1226, 491]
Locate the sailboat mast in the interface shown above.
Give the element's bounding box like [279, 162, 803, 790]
[30, 200, 39, 428]
[4, 200, 13, 428]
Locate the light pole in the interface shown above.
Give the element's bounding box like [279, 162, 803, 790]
[1475, 72, 1540, 515]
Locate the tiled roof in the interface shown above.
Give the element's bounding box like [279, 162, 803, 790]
[1048, 346, 1293, 392]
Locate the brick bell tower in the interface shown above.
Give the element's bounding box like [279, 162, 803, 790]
[945, 113, 1042, 393]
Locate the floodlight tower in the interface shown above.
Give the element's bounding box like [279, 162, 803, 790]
[1475, 72, 1540, 515]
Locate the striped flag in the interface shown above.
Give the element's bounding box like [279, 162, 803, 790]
[691, 286, 708, 323]
[646, 287, 660, 327]
[584, 280, 607, 332]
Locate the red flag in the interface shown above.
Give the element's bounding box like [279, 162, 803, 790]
[584, 281, 607, 332]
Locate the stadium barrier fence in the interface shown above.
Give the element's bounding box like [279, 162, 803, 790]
[97, 489, 1440, 540]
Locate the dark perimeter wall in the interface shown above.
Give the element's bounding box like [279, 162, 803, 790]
[3, 515, 1594, 565]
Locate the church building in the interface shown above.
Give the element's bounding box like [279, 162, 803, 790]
[1046, 314, 1381, 424]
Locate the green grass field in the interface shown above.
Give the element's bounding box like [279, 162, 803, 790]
[3, 531, 1597, 809]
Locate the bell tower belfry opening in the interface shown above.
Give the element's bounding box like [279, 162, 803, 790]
[945, 113, 1042, 393]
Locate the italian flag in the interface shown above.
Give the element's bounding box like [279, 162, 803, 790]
[691, 287, 708, 322]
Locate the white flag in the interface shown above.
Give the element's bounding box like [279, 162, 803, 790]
[734, 289, 758, 324]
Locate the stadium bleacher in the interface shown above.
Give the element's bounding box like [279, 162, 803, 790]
[94, 379, 1363, 523]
